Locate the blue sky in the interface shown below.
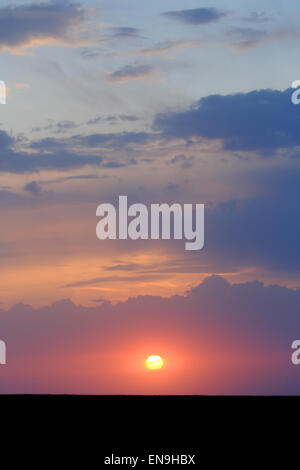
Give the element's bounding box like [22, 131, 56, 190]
[1, 0, 300, 136]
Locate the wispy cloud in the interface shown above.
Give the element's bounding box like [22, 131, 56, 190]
[135, 39, 200, 56]
[110, 27, 141, 39]
[87, 114, 138, 125]
[107, 64, 156, 83]
[62, 273, 169, 288]
[225, 26, 300, 49]
[225, 27, 268, 49]
[243, 12, 270, 24]
[162, 8, 227, 26]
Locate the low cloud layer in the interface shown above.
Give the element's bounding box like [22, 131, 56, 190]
[0, 276, 299, 394]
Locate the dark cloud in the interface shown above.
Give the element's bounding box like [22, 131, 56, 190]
[0, 2, 87, 49]
[30, 137, 68, 151]
[154, 88, 300, 153]
[118, 115, 139, 122]
[1, 150, 102, 174]
[74, 131, 153, 148]
[1, 276, 300, 393]
[87, 116, 103, 125]
[12, 130, 154, 174]
[206, 197, 300, 273]
[24, 181, 42, 196]
[0, 129, 14, 148]
[111, 27, 140, 38]
[32, 120, 78, 134]
[87, 115, 138, 125]
[164, 183, 179, 192]
[162, 8, 226, 25]
[107, 64, 155, 83]
[0, 129, 102, 173]
[167, 154, 195, 169]
[55, 120, 78, 133]
[102, 161, 126, 168]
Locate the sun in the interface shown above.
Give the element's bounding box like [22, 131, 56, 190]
[146, 355, 164, 370]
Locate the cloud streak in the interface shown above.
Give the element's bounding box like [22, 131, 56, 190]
[0, 129, 103, 173]
[162, 8, 226, 26]
[107, 64, 156, 83]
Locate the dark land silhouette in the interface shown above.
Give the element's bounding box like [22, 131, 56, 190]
[0, 395, 298, 466]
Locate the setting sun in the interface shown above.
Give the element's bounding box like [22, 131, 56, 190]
[146, 355, 164, 370]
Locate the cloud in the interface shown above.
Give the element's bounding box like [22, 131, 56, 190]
[87, 115, 138, 125]
[167, 154, 195, 169]
[0, 129, 103, 173]
[153, 88, 300, 153]
[225, 27, 268, 49]
[4, 129, 157, 174]
[62, 273, 169, 288]
[0, 2, 88, 50]
[162, 8, 226, 26]
[32, 120, 79, 135]
[225, 26, 300, 50]
[24, 181, 42, 196]
[1, 276, 300, 393]
[136, 39, 199, 56]
[102, 161, 126, 168]
[107, 64, 156, 83]
[111, 27, 141, 38]
[243, 12, 270, 24]
[42, 174, 102, 185]
[206, 198, 300, 273]
[73, 131, 154, 149]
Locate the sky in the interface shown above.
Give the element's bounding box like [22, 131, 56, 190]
[1, 0, 300, 394]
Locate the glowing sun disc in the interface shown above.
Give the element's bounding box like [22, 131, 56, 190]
[146, 355, 164, 370]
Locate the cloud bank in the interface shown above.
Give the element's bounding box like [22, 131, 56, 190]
[0, 276, 299, 394]
[154, 88, 300, 153]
